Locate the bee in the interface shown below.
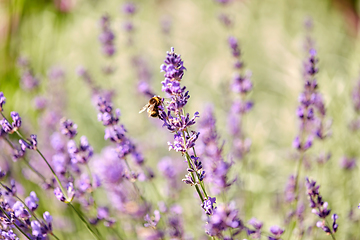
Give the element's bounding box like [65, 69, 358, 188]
[139, 96, 163, 118]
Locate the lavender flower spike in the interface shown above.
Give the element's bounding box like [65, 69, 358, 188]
[305, 177, 338, 236]
[151, 48, 208, 205]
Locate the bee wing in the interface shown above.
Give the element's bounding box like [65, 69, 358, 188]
[139, 104, 149, 113]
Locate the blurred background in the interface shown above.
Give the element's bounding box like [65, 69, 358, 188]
[1, 0, 360, 239]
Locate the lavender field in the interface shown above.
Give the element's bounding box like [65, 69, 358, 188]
[0, 0, 359, 239]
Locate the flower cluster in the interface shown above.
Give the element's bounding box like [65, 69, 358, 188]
[0, 184, 55, 239]
[121, 2, 137, 45]
[305, 177, 338, 235]
[205, 202, 243, 238]
[247, 217, 263, 238]
[293, 49, 330, 151]
[132, 56, 156, 98]
[197, 105, 234, 194]
[17, 59, 40, 91]
[227, 36, 253, 160]
[99, 14, 116, 57]
[96, 97, 144, 166]
[0, 112, 22, 134]
[156, 48, 208, 203]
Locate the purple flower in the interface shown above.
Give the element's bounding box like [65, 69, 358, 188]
[231, 72, 253, 94]
[144, 210, 161, 228]
[99, 14, 116, 57]
[0, 229, 18, 239]
[12, 146, 25, 160]
[33, 96, 47, 110]
[20, 70, 39, 90]
[205, 202, 243, 237]
[201, 197, 217, 215]
[122, 2, 136, 15]
[332, 214, 338, 233]
[160, 47, 186, 84]
[0, 92, 6, 112]
[10, 112, 21, 130]
[19, 134, 38, 151]
[197, 105, 234, 193]
[215, 0, 232, 4]
[284, 175, 296, 203]
[13, 201, 31, 219]
[305, 177, 337, 235]
[77, 174, 92, 193]
[47, 66, 65, 81]
[218, 13, 233, 28]
[31, 220, 43, 237]
[97, 207, 109, 220]
[339, 156, 356, 170]
[67, 136, 94, 164]
[247, 217, 263, 238]
[25, 191, 39, 211]
[54, 187, 66, 202]
[60, 118, 78, 139]
[268, 225, 284, 240]
[0, 118, 13, 133]
[228, 36, 240, 57]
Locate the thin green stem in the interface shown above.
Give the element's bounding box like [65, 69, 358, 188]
[68, 203, 101, 240]
[0, 206, 32, 240]
[51, 233, 61, 240]
[35, 149, 67, 199]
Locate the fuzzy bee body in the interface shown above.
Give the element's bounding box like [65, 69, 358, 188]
[139, 96, 163, 118]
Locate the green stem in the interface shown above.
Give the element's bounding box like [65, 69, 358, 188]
[51, 233, 61, 240]
[35, 149, 67, 199]
[68, 203, 101, 240]
[0, 206, 32, 240]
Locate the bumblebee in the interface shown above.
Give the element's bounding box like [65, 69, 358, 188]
[139, 96, 163, 118]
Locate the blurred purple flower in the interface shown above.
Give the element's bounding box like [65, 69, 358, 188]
[339, 156, 356, 170]
[122, 2, 136, 15]
[25, 191, 39, 211]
